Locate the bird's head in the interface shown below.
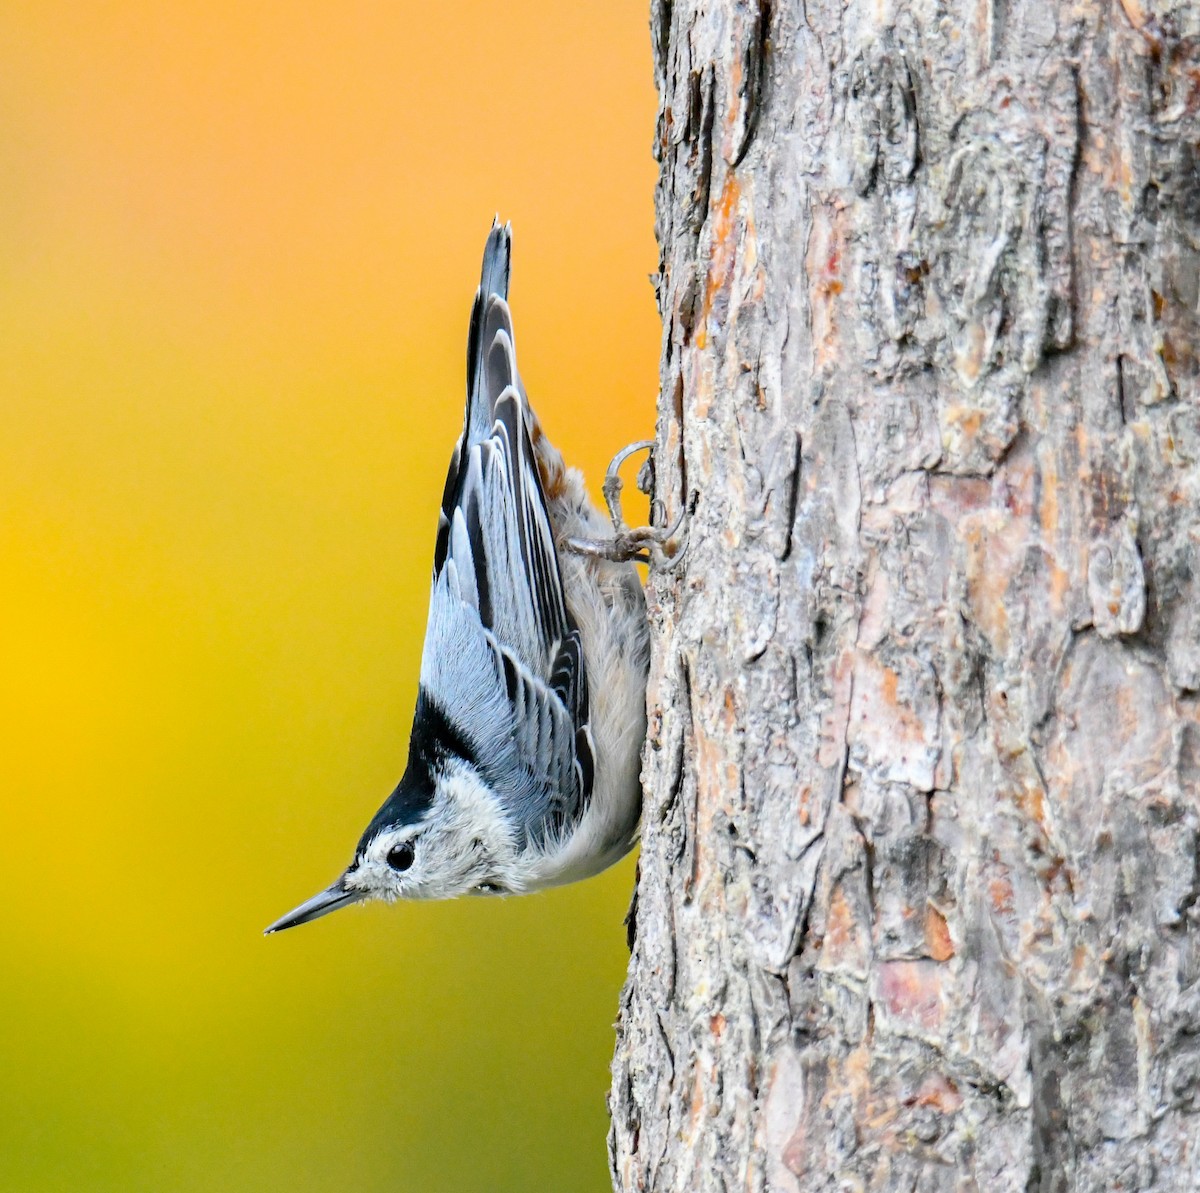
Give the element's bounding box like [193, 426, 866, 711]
[264, 758, 518, 934]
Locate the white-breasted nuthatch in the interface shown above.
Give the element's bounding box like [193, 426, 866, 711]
[266, 221, 651, 933]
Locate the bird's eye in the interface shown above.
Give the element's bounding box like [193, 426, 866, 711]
[386, 841, 416, 872]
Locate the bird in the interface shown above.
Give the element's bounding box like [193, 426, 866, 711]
[265, 221, 650, 933]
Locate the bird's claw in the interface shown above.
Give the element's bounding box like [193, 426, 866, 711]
[567, 439, 687, 567]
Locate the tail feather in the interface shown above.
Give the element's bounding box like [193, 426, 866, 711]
[465, 219, 514, 444]
[478, 217, 511, 301]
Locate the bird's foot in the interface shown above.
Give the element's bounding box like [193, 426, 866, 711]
[567, 439, 687, 566]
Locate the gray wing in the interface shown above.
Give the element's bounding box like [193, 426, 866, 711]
[418, 227, 593, 843]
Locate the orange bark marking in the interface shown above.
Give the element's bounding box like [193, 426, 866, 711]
[881, 665, 899, 705]
[925, 905, 955, 962]
[913, 1073, 963, 1114]
[695, 173, 742, 352]
[1039, 453, 1060, 541]
[1071, 943, 1091, 980]
[943, 403, 985, 438]
[819, 878, 871, 978]
[797, 782, 813, 827]
[1049, 558, 1070, 609]
[1013, 780, 1046, 829]
[849, 652, 935, 783]
[686, 1066, 707, 1139]
[844, 1043, 871, 1091]
[953, 319, 991, 383]
[989, 869, 1015, 919]
[824, 885, 856, 957]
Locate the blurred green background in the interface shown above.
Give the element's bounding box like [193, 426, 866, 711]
[0, 3, 657, 1190]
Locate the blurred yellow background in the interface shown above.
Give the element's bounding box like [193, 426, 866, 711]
[0, 3, 657, 1190]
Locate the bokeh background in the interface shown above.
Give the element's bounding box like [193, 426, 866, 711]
[0, 4, 657, 1190]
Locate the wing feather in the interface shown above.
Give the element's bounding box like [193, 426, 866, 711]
[415, 224, 594, 844]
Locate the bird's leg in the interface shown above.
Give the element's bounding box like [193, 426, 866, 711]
[566, 439, 688, 567]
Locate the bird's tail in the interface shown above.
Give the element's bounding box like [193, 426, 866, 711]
[464, 219, 516, 445]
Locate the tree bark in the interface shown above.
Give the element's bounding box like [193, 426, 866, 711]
[609, 1, 1200, 1190]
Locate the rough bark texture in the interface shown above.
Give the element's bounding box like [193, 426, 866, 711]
[609, 2, 1200, 1190]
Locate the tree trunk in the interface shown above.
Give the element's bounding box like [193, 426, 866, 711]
[609, 1, 1200, 1190]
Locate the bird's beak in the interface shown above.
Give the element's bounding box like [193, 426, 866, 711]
[264, 876, 365, 935]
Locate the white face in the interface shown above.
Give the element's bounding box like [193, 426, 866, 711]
[343, 761, 518, 901]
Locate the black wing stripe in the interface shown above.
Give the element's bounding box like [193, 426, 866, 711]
[465, 294, 482, 424]
[433, 436, 464, 578]
[547, 631, 592, 803]
[463, 483, 492, 629]
[575, 727, 595, 800]
[493, 400, 530, 591]
[501, 643, 520, 704]
[548, 631, 582, 705]
[519, 446, 564, 640]
[434, 513, 451, 580]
